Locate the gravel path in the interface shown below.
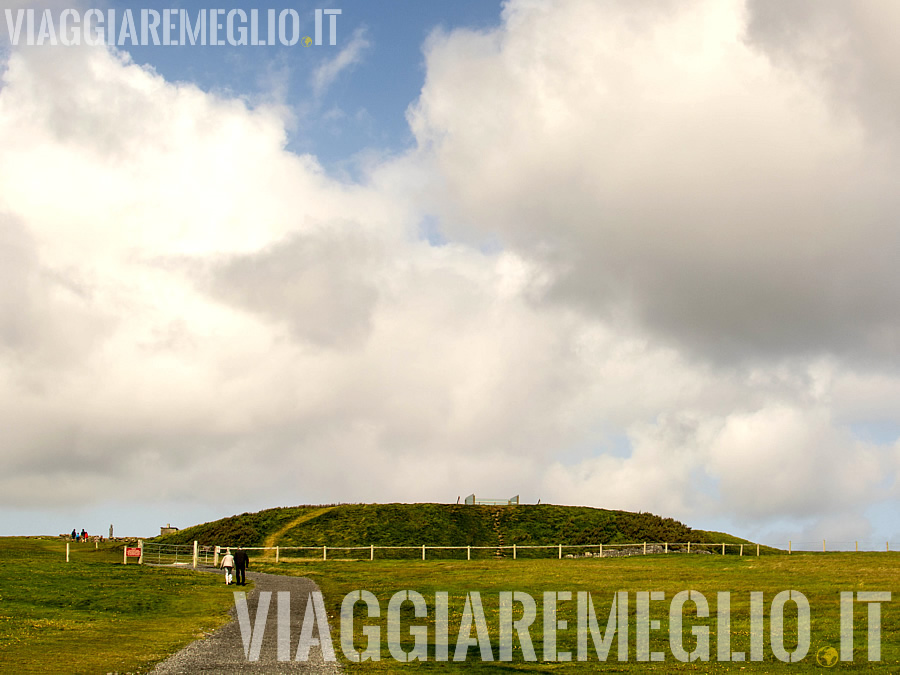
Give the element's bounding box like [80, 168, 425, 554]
[148, 570, 343, 674]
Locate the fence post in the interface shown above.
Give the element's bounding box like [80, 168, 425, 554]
[887, 541, 890, 552]
[276, 546, 280, 563]
[138, 540, 143, 565]
[558, 544, 562, 559]
[214, 546, 220, 567]
[124, 545, 127, 565]
[370, 544, 374, 561]
[193, 541, 198, 569]
[422, 545, 426, 561]
[323, 546, 327, 561]
[513, 544, 517, 560]
[599, 543, 603, 558]
[856, 541, 858, 552]
[823, 539, 826, 553]
[687, 541, 691, 554]
[467, 546, 471, 561]
[756, 544, 759, 557]
[664, 542, 668, 554]
[643, 542, 647, 555]
[66, 542, 70, 563]
[788, 540, 791, 554]
[722, 542, 725, 556]
[740, 544, 743, 557]
[95, 540, 98, 549]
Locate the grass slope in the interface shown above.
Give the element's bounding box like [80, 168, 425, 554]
[262, 506, 339, 549]
[0, 537, 236, 674]
[253, 552, 900, 672]
[155, 503, 777, 554]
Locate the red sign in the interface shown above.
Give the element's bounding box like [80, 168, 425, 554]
[125, 547, 142, 557]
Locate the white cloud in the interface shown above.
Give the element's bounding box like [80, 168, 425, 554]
[706, 406, 885, 519]
[1, 1, 899, 546]
[311, 27, 371, 98]
[409, 0, 900, 364]
[745, 0, 900, 141]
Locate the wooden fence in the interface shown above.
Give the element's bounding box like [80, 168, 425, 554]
[131, 540, 896, 567]
[207, 541, 762, 564]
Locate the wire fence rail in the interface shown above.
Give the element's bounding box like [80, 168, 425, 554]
[203, 541, 762, 564]
[132, 539, 896, 567]
[787, 540, 894, 553]
[138, 541, 213, 567]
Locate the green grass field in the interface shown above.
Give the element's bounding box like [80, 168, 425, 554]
[2, 534, 897, 673]
[0, 537, 238, 674]
[256, 552, 900, 672]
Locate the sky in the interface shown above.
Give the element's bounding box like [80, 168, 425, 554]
[1, 0, 898, 549]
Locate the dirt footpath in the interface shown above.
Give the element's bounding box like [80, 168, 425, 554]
[148, 571, 342, 674]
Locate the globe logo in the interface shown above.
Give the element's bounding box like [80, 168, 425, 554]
[303, 36, 313, 47]
[816, 646, 839, 667]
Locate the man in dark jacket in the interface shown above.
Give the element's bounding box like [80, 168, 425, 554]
[233, 548, 250, 586]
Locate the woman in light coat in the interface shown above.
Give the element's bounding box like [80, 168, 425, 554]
[220, 548, 235, 585]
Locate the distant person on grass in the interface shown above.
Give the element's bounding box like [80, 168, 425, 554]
[233, 548, 249, 586]
[220, 549, 235, 585]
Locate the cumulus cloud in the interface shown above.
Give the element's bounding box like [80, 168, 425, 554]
[410, 0, 900, 364]
[1, 0, 899, 545]
[745, 0, 900, 141]
[206, 229, 383, 348]
[0, 42, 588, 510]
[706, 406, 885, 518]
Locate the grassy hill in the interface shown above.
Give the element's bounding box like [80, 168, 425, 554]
[153, 503, 778, 554]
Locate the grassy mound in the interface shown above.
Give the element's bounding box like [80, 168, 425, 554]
[153, 503, 777, 553]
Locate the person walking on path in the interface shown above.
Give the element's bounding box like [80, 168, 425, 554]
[233, 547, 249, 586]
[149, 571, 341, 673]
[220, 549, 235, 585]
